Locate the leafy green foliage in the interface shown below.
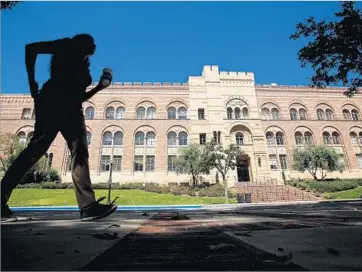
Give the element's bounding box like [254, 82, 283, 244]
[290, 1, 362, 97]
[0, 133, 60, 183]
[287, 178, 362, 193]
[292, 145, 345, 180]
[174, 143, 214, 187]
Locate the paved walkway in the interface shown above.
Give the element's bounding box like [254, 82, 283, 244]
[2, 200, 362, 271]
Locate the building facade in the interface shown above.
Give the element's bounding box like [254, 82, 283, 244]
[1, 65, 362, 185]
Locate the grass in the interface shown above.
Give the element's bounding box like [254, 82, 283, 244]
[324, 186, 362, 200]
[8, 189, 237, 206]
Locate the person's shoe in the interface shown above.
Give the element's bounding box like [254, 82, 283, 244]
[80, 197, 117, 222]
[1, 204, 15, 221]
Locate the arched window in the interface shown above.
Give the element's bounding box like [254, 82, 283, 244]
[258, 157, 261, 167]
[332, 132, 341, 145]
[295, 132, 304, 145]
[227, 107, 233, 119]
[290, 109, 298, 120]
[350, 132, 358, 145]
[105, 107, 115, 119]
[262, 108, 270, 120]
[178, 132, 188, 146]
[135, 131, 145, 145]
[351, 110, 360, 121]
[325, 109, 333, 120]
[27, 131, 34, 143]
[167, 107, 176, 119]
[271, 108, 280, 120]
[17, 131, 26, 144]
[359, 132, 362, 145]
[304, 132, 313, 145]
[86, 131, 92, 146]
[136, 107, 146, 119]
[266, 132, 275, 145]
[343, 109, 351, 120]
[242, 108, 249, 118]
[299, 109, 307, 120]
[115, 107, 125, 119]
[85, 106, 95, 120]
[146, 107, 156, 119]
[235, 107, 241, 119]
[167, 131, 177, 146]
[235, 132, 244, 145]
[178, 107, 187, 120]
[276, 132, 284, 145]
[114, 131, 123, 146]
[102, 131, 112, 146]
[323, 132, 331, 145]
[317, 109, 325, 120]
[146, 131, 156, 146]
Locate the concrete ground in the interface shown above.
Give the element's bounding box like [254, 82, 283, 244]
[1, 200, 362, 271]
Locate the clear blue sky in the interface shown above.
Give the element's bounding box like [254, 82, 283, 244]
[1, 1, 358, 94]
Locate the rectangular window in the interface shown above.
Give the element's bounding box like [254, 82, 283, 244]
[279, 155, 288, 169]
[356, 154, 362, 169]
[67, 154, 72, 171]
[168, 155, 176, 171]
[217, 131, 221, 144]
[113, 155, 122, 171]
[100, 155, 111, 171]
[198, 108, 205, 120]
[146, 155, 155, 171]
[134, 155, 143, 171]
[269, 155, 278, 170]
[213, 131, 217, 143]
[199, 133, 206, 145]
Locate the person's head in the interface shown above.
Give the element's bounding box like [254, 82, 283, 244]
[72, 34, 96, 57]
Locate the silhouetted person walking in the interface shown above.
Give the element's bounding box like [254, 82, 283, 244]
[1, 34, 117, 221]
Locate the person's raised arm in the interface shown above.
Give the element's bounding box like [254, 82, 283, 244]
[25, 38, 71, 98]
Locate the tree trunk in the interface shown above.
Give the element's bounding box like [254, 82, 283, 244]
[215, 172, 220, 184]
[223, 175, 228, 204]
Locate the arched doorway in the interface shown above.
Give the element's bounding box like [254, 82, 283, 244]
[236, 154, 250, 182]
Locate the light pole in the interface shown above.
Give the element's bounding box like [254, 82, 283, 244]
[107, 128, 115, 205]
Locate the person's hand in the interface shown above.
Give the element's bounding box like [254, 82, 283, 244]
[97, 73, 113, 90]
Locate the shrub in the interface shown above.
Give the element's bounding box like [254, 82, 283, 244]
[287, 179, 362, 193]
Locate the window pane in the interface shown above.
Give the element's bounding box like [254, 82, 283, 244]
[279, 155, 288, 169]
[134, 155, 143, 171]
[135, 132, 144, 145]
[114, 132, 123, 145]
[168, 155, 176, 171]
[106, 107, 115, 119]
[146, 155, 155, 171]
[116, 107, 125, 119]
[100, 155, 111, 171]
[178, 107, 187, 120]
[168, 107, 176, 119]
[85, 107, 95, 120]
[269, 155, 278, 169]
[168, 132, 177, 146]
[113, 155, 122, 171]
[103, 132, 112, 146]
[179, 132, 188, 146]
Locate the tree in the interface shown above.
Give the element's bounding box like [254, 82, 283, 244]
[174, 143, 214, 187]
[207, 142, 241, 204]
[0, 133, 48, 180]
[0, 1, 23, 11]
[292, 145, 345, 180]
[290, 1, 362, 97]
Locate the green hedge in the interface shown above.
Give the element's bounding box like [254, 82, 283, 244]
[16, 181, 236, 198]
[287, 179, 362, 193]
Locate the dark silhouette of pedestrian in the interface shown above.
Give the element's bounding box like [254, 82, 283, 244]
[1, 34, 117, 221]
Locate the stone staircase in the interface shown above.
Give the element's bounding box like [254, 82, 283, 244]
[232, 183, 319, 203]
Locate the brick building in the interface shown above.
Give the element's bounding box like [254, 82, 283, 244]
[1, 65, 362, 185]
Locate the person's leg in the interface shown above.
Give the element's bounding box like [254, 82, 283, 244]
[60, 108, 96, 209]
[1, 116, 58, 213]
[60, 108, 117, 221]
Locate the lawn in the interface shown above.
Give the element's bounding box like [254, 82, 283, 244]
[8, 189, 236, 206]
[324, 186, 362, 200]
